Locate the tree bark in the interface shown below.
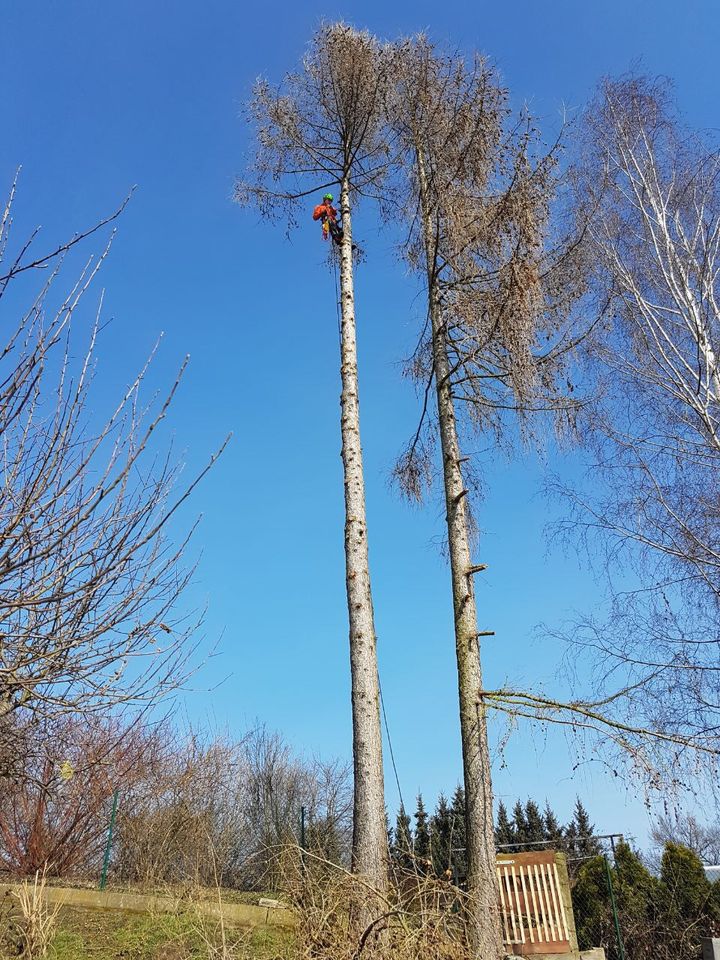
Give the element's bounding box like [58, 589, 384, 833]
[337, 176, 387, 893]
[416, 153, 504, 959]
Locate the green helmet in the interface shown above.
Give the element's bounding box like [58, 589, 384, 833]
[323, 193, 334, 201]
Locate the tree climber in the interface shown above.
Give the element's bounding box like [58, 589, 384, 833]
[312, 193, 344, 245]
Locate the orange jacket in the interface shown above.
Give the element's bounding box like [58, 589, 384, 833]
[313, 202, 338, 222]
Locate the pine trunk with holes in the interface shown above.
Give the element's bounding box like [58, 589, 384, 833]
[417, 152, 504, 960]
[337, 177, 388, 895]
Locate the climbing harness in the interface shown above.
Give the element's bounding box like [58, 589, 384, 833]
[312, 194, 345, 246]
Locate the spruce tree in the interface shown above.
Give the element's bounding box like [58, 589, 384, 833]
[512, 800, 529, 846]
[393, 806, 413, 870]
[238, 25, 391, 897]
[543, 802, 564, 844]
[570, 798, 601, 857]
[414, 794, 431, 867]
[451, 785, 468, 881]
[564, 821, 579, 863]
[431, 794, 453, 876]
[525, 800, 546, 846]
[496, 800, 515, 848]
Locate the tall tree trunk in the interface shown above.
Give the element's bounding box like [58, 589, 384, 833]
[338, 176, 387, 893]
[416, 153, 503, 959]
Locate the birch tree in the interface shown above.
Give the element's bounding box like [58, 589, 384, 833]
[0, 179, 226, 732]
[542, 77, 720, 777]
[389, 38, 584, 956]
[236, 24, 391, 892]
[482, 78, 720, 798]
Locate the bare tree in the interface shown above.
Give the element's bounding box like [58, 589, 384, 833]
[476, 77, 720, 805]
[567, 78, 720, 749]
[389, 37, 584, 956]
[481, 78, 720, 793]
[241, 726, 352, 885]
[116, 726, 251, 888]
[236, 24, 391, 893]
[0, 179, 228, 730]
[568, 76, 720, 603]
[114, 722, 351, 890]
[651, 813, 720, 867]
[0, 714, 160, 877]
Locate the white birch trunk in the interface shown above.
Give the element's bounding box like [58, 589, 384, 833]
[417, 153, 504, 960]
[337, 177, 388, 892]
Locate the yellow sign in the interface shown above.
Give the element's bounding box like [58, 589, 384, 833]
[59, 760, 74, 781]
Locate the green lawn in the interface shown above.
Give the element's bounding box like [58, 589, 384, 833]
[5, 905, 294, 960]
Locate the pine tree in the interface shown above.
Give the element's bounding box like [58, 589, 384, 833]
[496, 800, 515, 848]
[431, 794, 453, 876]
[414, 794, 431, 868]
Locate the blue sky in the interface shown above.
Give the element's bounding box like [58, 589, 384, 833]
[3, 0, 718, 842]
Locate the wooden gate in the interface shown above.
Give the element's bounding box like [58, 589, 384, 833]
[497, 852, 572, 955]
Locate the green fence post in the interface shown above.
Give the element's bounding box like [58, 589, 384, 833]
[99, 788, 119, 891]
[604, 853, 626, 960]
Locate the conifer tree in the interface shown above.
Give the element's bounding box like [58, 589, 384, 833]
[569, 797, 601, 857]
[525, 800, 546, 845]
[414, 794, 431, 866]
[614, 841, 658, 933]
[495, 800, 515, 847]
[450, 786, 468, 880]
[237, 24, 392, 895]
[573, 839, 720, 959]
[392, 806, 413, 870]
[431, 793, 453, 875]
[543, 802, 564, 844]
[512, 801, 530, 846]
[660, 843, 717, 930]
[390, 37, 579, 958]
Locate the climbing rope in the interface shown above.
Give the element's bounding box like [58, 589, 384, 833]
[379, 672, 407, 819]
[332, 252, 342, 351]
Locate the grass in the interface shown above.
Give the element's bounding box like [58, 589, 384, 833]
[1, 904, 295, 960]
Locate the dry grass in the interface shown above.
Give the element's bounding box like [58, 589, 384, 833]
[0, 848, 494, 960]
[279, 846, 487, 960]
[177, 885, 252, 959]
[8, 870, 63, 959]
